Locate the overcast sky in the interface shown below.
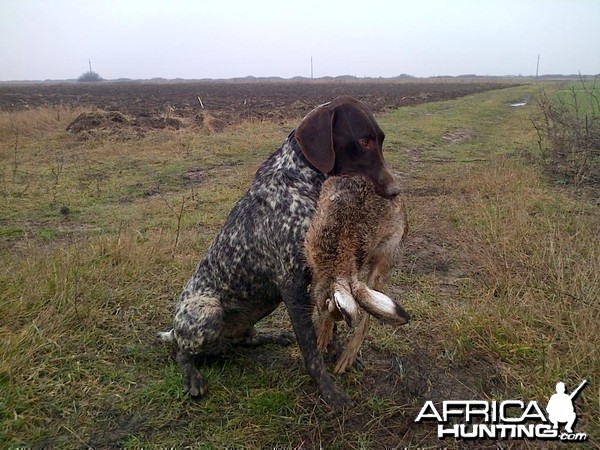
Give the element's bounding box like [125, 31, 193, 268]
[1, 0, 599, 81]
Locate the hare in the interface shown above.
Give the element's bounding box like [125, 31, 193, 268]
[305, 175, 410, 374]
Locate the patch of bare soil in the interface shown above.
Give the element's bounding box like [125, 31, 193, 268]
[182, 168, 206, 184]
[442, 128, 477, 145]
[351, 348, 502, 446]
[274, 340, 505, 448]
[66, 110, 183, 138]
[86, 410, 150, 449]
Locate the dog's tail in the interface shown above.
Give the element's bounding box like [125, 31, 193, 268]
[157, 329, 175, 342]
[351, 281, 410, 325]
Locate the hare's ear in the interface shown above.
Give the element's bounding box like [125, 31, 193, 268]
[296, 106, 335, 174]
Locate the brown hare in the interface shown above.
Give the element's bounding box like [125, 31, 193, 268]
[305, 175, 410, 374]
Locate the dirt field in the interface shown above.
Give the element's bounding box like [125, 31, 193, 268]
[0, 80, 512, 132]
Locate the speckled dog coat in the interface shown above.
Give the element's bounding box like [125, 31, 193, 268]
[174, 131, 324, 353]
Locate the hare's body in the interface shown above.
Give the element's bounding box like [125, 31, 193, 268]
[305, 176, 409, 373]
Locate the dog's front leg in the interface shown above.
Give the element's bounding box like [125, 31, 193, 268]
[280, 270, 351, 409]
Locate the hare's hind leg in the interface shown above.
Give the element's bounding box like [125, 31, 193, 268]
[334, 313, 371, 374]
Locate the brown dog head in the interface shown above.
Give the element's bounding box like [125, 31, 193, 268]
[296, 96, 400, 198]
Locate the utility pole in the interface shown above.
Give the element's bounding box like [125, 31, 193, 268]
[536, 54, 540, 78]
[311, 56, 313, 80]
[89, 59, 93, 75]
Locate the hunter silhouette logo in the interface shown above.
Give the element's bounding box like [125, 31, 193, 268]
[415, 379, 588, 442]
[546, 380, 587, 434]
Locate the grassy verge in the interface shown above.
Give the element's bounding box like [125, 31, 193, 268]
[1, 83, 598, 448]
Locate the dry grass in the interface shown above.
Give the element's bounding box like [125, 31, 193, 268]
[1, 84, 599, 448]
[443, 158, 598, 410]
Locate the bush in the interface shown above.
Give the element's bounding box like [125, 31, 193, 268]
[78, 71, 103, 82]
[534, 78, 600, 184]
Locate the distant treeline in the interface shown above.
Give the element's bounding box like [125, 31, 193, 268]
[3, 73, 598, 84]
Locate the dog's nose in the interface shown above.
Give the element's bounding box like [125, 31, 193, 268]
[374, 179, 400, 198]
[382, 181, 401, 198]
[370, 165, 400, 198]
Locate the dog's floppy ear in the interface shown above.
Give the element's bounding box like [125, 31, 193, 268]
[295, 105, 335, 174]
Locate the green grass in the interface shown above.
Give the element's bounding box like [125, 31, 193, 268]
[1, 83, 598, 448]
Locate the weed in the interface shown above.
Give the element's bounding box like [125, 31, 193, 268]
[160, 192, 188, 253]
[534, 77, 600, 184]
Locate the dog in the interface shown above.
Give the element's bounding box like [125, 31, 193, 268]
[159, 96, 400, 408]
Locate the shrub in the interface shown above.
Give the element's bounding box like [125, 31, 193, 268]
[78, 71, 103, 82]
[534, 78, 600, 184]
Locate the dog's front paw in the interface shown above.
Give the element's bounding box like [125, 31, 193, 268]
[183, 367, 207, 398]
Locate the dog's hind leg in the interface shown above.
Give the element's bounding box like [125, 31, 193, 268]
[173, 293, 225, 398]
[240, 329, 296, 347]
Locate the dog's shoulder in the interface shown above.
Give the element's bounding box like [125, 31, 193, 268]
[196, 135, 325, 282]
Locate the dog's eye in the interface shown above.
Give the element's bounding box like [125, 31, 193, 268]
[359, 138, 370, 147]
